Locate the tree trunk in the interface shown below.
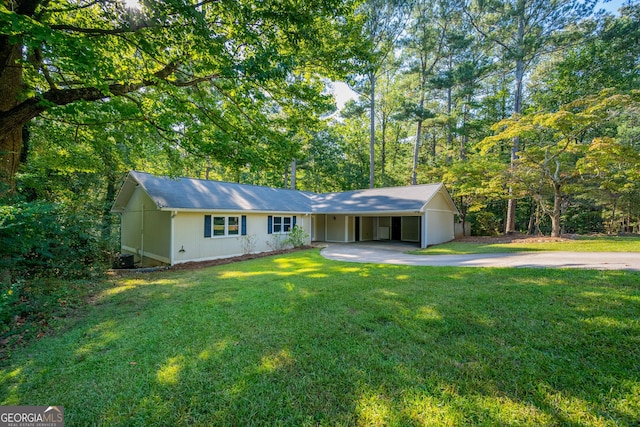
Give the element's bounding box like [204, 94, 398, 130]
[380, 112, 386, 182]
[430, 132, 436, 159]
[0, 42, 23, 194]
[446, 57, 453, 152]
[283, 166, 289, 188]
[460, 97, 469, 161]
[610, 198, 617, 234]
[412, 55, 428, 186]
[459, 196, 467, 237]
[0, 40, 22, 282]
[527, 199, 535, 235]
[551, 183, 562, 237]
[411, 119, 422, 185]
[369, 71, 375, 189]
[101, 177, 118, 242]
[205, 157, 212, 180]
[505, 6, 526, 235]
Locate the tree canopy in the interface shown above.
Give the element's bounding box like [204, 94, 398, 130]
[0, 0, 366, 190]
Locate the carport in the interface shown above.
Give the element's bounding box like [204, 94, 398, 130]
[310, 183, 458, 249]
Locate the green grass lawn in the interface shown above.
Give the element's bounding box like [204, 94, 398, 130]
[1, 249, 639, 426]
[413, 235, 640, 255]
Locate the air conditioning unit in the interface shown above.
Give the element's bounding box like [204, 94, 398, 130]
[113, 253, 134, 269]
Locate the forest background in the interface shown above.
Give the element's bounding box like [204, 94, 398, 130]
[0, 0, 639, 283]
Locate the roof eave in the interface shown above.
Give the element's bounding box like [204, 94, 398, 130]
[158, 207, 313, 215]
[311, 210, 425, 216]
[110, 172, 142, 213]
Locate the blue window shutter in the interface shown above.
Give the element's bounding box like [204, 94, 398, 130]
[241, 215, 247, 236]
[204, 215, 212, 237]
[293, 216, 297, 228]
[267, 216, 273, 234]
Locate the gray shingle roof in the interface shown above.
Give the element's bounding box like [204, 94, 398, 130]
[113, 171, 454, 214]
[311, 184, 443, 213]
[114, 171, 314, 213]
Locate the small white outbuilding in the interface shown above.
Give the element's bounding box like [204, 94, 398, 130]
[112, 171, 458, 266]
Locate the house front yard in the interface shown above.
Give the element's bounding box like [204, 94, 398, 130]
[1, 249, 639, 426]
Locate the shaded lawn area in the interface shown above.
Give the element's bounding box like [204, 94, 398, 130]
[1, 249, 639, 426]
[413, 235, 640, 255]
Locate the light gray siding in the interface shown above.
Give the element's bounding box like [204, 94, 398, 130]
[172, 212, 312, 265]
[402, 217, 421, 242]
[361, 217, 374, 241]
[313, 214, 326, 242]
[121, 187, 171, 264]
[326, 215, 347, 242]
[426, 210, 455, 246]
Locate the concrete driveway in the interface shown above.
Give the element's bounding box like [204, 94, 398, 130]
[320, 242, 640, 271]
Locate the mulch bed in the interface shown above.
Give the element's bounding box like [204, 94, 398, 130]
[108, 246, 321, 274]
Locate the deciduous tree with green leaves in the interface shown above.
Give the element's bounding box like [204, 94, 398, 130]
[578, 136, 640, 233]
[481, 91, 639, 237]
[531, 3, 640, 111]
[429, 155, 506, 236]
[352, 0, 411, 188]
[464, 0, 596, 233]
[0, 0, 364, 193]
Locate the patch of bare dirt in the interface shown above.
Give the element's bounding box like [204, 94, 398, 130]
[456, 232, 576, 244]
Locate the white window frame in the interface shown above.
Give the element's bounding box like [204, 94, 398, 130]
[211, 216, 240, 238]
[228, 216, 240, 236]
[272, 215, 293, 234]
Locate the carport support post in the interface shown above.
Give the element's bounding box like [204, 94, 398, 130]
[140, 203, 144, 265]
[421, 212, 428, 249]
[344, 216, 349, 242]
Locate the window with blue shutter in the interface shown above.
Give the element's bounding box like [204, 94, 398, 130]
[213, 216, 226, 236]
[269, 215, 296, 234]
[204, 215, 212, 238]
